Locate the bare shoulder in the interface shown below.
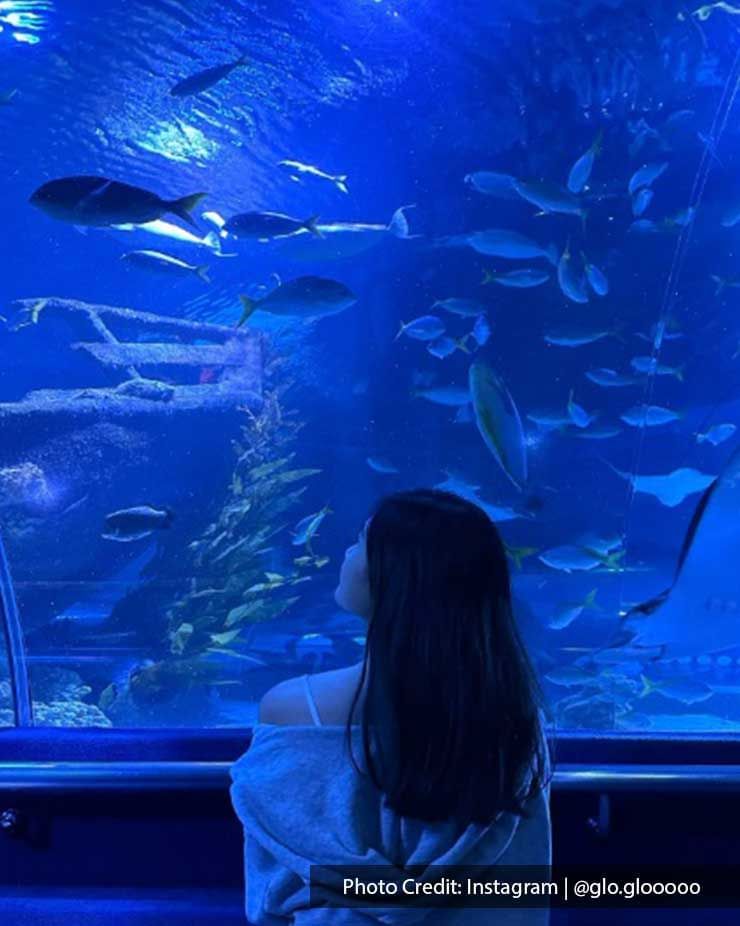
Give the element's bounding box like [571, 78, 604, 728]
[259, 663, 363, 725]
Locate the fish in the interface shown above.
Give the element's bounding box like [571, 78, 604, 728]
[544, 665, 599, 687]
[696, 424, 736, 446]
[544, 327, 620, 347]
[513, 179, 586, 218]
[635, 321, 684, 344]
[120, 250, 210, 282]
[640, 675, 714, 705]
[469, 361, 527, 489]
[464, 171, 519, 199]
[581, 255, 609, 296]
[482, 268, 550, 288]
[605, 461, 716, 507]
[237, 276, 357, 324]
[539, 545, 621, 573]
[470, 315, 491, 348]
[222, 211, 322, 241]
[504, 544, 539, 569]
[526, 410, 573, 431]
[433, 474, 530, 523]
[620, 404, 682, 427]
[460, 229, 558, 263]
[628, 161, 669, 195]
[432, 297, 487, 318]
[687, 1, 740, 21]
[585, 368, 642, 388]
[0, 89, 18, 106]
[427, 335, 470, 359]
[367, 457, 399, 474]
[571, 425, 623, 439]
[629, 356, 684, 380]
[557, 241, 589, 303]
[549, 589, 600, 630]
[170, 55, 248, 97]
[412, 385, 471, 407]
[567, 390, 597, 428]
[577, 533, 624, 556]
[30, 177, 206, 229]
[567, 129, 604, 193]
[102, 505, 174, 542]
[292, 506, 332, 548]
[111, 218, 224, 253]
[395, 315, 446, 342]
[278, 159, 348, 194]
[632, 187, 654, 216]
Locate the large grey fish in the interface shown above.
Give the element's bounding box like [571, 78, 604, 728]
[170, 55, 248, 97]
[30, 176, 206, 229]
[237, 276, 357, 324]
[223, 211, 322, 240]
[103, 505, 174, 542]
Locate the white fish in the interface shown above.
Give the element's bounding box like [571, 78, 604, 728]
[110, 218, 226, 253]
[585, 368, 642, 388]
[567, 390, 597, 428]
[278, 159, 349, 194]
[628, 162, 669, 195]
[413, 385, 471, 407]
[567, 130, 604, 193]
[620, 405, 682, 427]
[464, 171, 518, 199]
[457, 229, 558, 264]
[696, 424, 736, 446]
[433, 298, 487, 317]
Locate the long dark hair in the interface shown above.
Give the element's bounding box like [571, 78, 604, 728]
[345, 488, 551, 825]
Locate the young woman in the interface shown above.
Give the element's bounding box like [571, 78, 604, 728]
[231, 488, 552, 924]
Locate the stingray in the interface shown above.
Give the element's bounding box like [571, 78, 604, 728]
[622, 443, 740, 659]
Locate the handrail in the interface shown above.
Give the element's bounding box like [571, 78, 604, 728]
[2, 761, 740, 792]
[0, 529, 32, 726]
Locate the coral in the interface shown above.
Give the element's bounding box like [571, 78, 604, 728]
[32, 700, 112, 727]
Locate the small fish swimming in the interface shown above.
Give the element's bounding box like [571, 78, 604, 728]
[482, 268, 550, 288]
[513, 179, 586, 218]
[223, 211, 322, 241]
[526, 410, 572, 431]
[292, 505, 332, 548]
[464, 171, 519, 199]
[640, 674, 713, 705]
[605, 462, 716, 507]
[620, 404, 682, 427]
[120, 250, 210, 282]
[102, 505, 174, 542]
[628, 161, 669, 196]
[366, 457, 400, 474]
[459, 228, 558, 264]
[412, 385, 471, 407]
[686, 1, 740, 21]
[567, 129, 603, 194]
[237, 276, 357, 324]
[544, 326, 620, 347]
[696, 424, 736, 446]
[629, 356, 684, 380]
[539, 545, 619, 573]
[396, 315, 446, 342]
[427, 335, 470, 359]
[30, 177, 206, 229]
[278, 160, 348, 194]
[632, 187, 654, 217]
[469, 361, 527, 489]
[433, 297, 487, 318]
[544, 665, 599, 687]
[585, 368, 642, 388]
[571, 425, 623, 439]
[557, 242, 589, 304]
[549, 589, 600, 630]
[567, 390, 597, 428]
[635, 321, 684, 344]
[170, 55, 248, 97]
[581, 254, 609, 296]
[471, 314, 491, 348]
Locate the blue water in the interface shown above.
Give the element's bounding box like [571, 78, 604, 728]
[2, 0, 740, 731]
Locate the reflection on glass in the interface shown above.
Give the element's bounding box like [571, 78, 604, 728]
[3, 0, 740, 732]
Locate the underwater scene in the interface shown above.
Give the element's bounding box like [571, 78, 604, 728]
[3, 0, 740, 732]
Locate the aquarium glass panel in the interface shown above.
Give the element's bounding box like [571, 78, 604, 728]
[3, 0, 740, 731]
